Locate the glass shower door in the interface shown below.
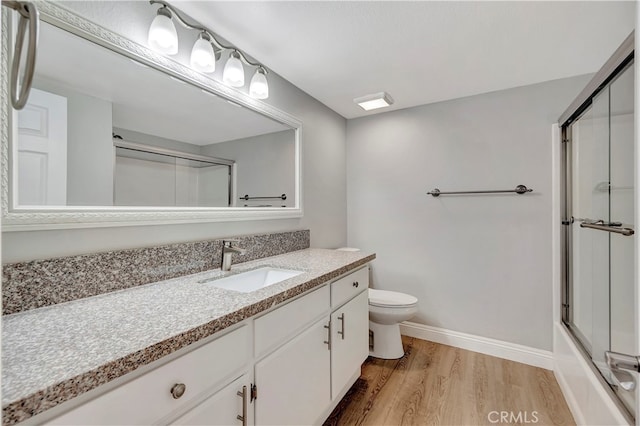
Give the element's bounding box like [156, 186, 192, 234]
[607, 63, 636, 416]
[567, 61, 636, 418]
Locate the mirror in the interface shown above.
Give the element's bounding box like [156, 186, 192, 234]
[2, 3, 302, 229]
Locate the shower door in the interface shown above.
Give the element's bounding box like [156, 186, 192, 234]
[565, 61, 637, 419]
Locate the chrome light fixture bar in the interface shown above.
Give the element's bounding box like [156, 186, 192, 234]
[148, 0, 269, 99]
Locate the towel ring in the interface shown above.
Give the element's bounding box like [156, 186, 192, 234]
[4, 1, 39, 110]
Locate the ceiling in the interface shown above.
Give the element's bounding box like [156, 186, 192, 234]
[176, 1, 635, 119]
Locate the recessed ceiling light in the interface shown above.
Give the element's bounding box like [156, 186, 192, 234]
[354, 92, 394, 111]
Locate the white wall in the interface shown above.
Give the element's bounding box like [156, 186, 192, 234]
[347, 75, 591, 351]
[202, 130, 295, 208]
[33, 79, 114, 206]
[2, 1, 347, 263]
[66, 92, 113, 206]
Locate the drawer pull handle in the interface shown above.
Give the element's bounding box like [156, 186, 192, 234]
[170, 383, 186, 399]
[338, 313, 345, 340]
[237, 385, 247, 426]
[324, 322, 331, 350]
[353, 281, 359, 288]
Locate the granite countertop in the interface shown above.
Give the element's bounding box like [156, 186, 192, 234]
[2, 248, 375, 425]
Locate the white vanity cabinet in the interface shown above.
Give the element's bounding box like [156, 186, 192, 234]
[328, 266, 370, 401]
[253, 285, 331, 425]
[254, 317, 331, 425]
[252, 266, 369, 425]
[330, 290, 369, 399]
[41, 264, 371, 426]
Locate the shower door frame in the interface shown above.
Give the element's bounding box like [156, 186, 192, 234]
[559, 32, 635, 423]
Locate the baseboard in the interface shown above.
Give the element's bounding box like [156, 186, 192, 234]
[399, 321, 554, 370]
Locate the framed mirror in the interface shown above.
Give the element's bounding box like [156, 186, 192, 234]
[1, 1, 302, 231]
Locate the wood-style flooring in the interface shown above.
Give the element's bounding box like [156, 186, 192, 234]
[325, 336, 575, 426]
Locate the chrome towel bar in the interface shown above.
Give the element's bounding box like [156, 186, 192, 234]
[239, 194, 287, 201]
[427, 185, 533, 197]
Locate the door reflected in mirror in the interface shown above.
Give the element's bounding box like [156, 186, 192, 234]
[13, 20, 296, 209]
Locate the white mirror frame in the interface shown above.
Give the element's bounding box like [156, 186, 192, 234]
[1, 1, 303, 231]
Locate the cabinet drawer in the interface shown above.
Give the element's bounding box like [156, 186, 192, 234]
[331, 266, 369, 308]
[254, 284, 329, 359]
[49, 325, 250, 425]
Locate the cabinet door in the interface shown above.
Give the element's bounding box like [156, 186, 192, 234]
[255, 317, 331, 425]
[331, 290, 369, 399]
[171, 374, 251, 426]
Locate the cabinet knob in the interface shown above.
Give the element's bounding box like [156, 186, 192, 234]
[170, 383, 186, 399]
[353, 281, 359, 288]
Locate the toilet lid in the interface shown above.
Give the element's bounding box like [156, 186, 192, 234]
[369, 289, 418, 307]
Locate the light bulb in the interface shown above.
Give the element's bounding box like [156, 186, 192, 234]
[190, 33, 216, 73]
[223, 51, 245, 87]
[148, 7, 178, 55]
[249, 68, 269, 99]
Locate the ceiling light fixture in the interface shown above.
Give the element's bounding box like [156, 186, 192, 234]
[148, 0, 269, 99]
[354, 92, 394, 111]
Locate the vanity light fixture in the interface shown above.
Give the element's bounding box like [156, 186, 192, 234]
[190, 32, 216, 73]
[354, 92, 394, 111]
[147, 6, 178, 55]
[223, 51, 245, 87]
[148, 0, 270, 99]
[249, 68, 269, 100]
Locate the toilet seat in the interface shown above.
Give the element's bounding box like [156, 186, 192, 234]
[368, 289, 418, 308]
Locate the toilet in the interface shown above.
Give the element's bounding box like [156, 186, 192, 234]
[335, 248, 418, 360]
[368, 288, 418, 359]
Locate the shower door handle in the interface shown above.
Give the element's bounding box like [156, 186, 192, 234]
[579, 219, 634, 236]
[606, 351, 640, 373]
[605, 351, 639, 392]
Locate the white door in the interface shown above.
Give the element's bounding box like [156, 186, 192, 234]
[254, 317, 331, 425]
[331, 290, 369, 400]
[16, 88, 67, 205]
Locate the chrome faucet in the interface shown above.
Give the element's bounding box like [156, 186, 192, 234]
[221, 240, 247, 271]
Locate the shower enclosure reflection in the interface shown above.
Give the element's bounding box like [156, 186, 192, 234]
[113, 142, 233, 208]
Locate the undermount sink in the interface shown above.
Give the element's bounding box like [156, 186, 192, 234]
[200, 267, 303, 293]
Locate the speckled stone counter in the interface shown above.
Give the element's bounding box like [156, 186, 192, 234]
[3, 230, 310, 315]
[2, 248, 375, 426]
